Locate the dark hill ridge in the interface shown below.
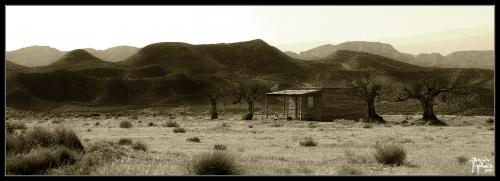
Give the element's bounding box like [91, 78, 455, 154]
[121, 42, 223, 74]
[322, 50, 423, 71]
[49, 49, 119, 69]
[120, 39, 308, 76]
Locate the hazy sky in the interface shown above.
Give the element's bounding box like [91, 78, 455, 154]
[6, 6, 494, 51]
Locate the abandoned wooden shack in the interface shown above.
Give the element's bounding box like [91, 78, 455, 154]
[265, 87, 366, 121]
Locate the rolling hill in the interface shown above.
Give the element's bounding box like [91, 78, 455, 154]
[5, 39, 494, 115]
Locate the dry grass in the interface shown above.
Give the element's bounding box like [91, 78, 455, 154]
[5, 111, 494, 176]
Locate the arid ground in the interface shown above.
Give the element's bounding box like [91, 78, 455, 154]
[5, 106, 495, 176]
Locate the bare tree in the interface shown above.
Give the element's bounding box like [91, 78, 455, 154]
[395, 70, 489, 125]
[346, 72, 386, 123]
[205, 82, 227, 119]
[231, 79, 261, 120]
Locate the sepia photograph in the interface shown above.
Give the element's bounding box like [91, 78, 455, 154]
[4, 4, 495, 176]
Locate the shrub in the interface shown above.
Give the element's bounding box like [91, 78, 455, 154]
[248, 125, 253, 128]
[7, 127, 83, 155]
[165, 120, 180, 127]
[87, 128, 92, 132]
[51, 119, 63, 124]
[486, 118, 494, 124]
[373, 143, 407, 166]
[188, 151, 241, 175]
[148, 122, 156, 127]
[308, 122, 318, 128]
[344, 150, 371, 164]
[173, 127, 186, 133]
[214, 144, 227, 150]
[187, 137, 201, 143]
[117, 138, 133, 145]
[6, 121, 27, 133]
[95, 122, 100, 126]
[299, 137, 317, 147]
[456, 156, 468, 164]
[119, 121, 133, 128]
[271, 122, 283, 127]
[6, 146, 78, 175]
[336, 164, 362, 175]
[131, 141, 148, 152]
[363, 124, 372, 129]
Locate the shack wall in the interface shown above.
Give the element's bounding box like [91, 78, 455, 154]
[303, 88, 366, 121]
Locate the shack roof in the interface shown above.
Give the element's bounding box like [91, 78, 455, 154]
[266, 89, 320, 96]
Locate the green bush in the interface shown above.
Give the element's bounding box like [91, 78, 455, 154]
[299, 137, 317, 147]
[187, 137, 201, 143]
[6, 121, 27, 133]
[6, 146, 78, 175]
[456, 156, 468, 164]
[131, 141, 148, 152]
[188, 151, 241, 175]
[119, 121, 133, 128]
[117, 138, 133, 145]
[373, 143, 407, 166]
[165, 120, 180, 127]
[214, 144, 227, 150]
[7, 127, 84, 155]
[173, 127, 186, 133]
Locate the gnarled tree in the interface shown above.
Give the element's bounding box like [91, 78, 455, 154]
[231, 79, 261, 120]
[395, 69, 490, 126]
[205, 82, 228, 119]
[346, 72, 386, 123]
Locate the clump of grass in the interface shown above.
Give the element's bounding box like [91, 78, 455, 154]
[165, 120, 180, 127]
[308, 122, 318, 128]
[363, 124, 372, 129]
[173, 127, 186, 133]
[373, 142, 407, 166]
[336, 164, 363, 175]
[51, 119, 64, 124]
[398, 138, 414, 144]
[299, 137, 317, 147]
[248, 125, 253, 128]
[344, 150, 371, 164]
[486, 118, 494, 124]
[148, 122, 156, 127]
[119, 120, 133, 128]
[456, 156, 468, 164]
[271, 122, 283, 127]
[87, 128, 92, 132]
[6, 146, 78, 175]
[187, 137, 201, 143]
[117, 138, 133, 145]
[188, 151, 241, 175]
[131, 141, 148, 152]
[52, 127, 85, 152]
[6, 121, 27, 133]
[214, 144, 227, 150]
[95, 122, 100, 126]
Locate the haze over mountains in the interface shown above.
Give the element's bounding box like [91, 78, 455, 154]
[284, 41, 494, 70]
[5, 46, 140, 67]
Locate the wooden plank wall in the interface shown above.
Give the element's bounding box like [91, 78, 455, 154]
[303, 88, 366, 121]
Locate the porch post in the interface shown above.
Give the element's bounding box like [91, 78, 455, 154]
[265, 95, 269, 119]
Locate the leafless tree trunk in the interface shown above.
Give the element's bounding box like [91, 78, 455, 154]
[232, 79, 261, 120]
[346, 72, 385, 123]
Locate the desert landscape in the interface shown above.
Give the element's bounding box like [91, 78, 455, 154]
[5, 5, 495, 176]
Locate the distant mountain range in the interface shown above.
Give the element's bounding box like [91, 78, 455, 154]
[5, 46, 139, 67]
[284, 41, 494, 70]
[5, 39, 493, 115]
